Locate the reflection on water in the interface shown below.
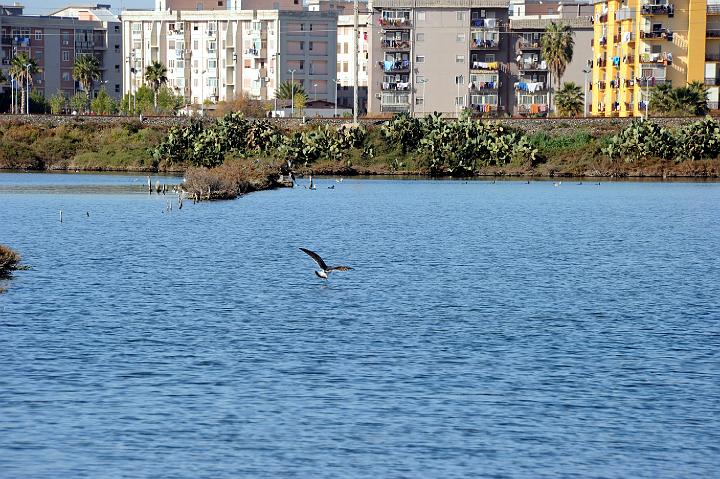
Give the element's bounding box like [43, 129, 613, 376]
[1, 173, 719, 479]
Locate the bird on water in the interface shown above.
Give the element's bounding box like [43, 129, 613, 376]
[299, 248, 353, 279]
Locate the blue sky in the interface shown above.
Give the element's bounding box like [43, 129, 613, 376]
[21, 0, 153, 15]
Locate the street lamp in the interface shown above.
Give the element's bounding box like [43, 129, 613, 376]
[24, 63, 31, 116]
[313, 83, 318, 101]
[288, 69, 296, 118]
[331, 78, 338, 117]
[582, 68, 590, 117]
[9, 74, 14, 115]
[200, 69, 207, 116]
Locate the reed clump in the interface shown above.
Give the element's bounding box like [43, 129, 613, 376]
[183, 158, 285, 200]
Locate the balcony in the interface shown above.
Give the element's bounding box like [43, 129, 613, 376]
[471, 60, 499, 71]
[709, 101, 720, 109]
[641, 4, 674, 16]
[597, 81, 606, 90]
[707, 30, 720, 39]
[610, 79, 622, 89]
[471, 80, 500, 91]
[615, 7, 636, 21]
[381, 39, 410, 50]
[519, 61, 547, 71]
[705, 77, 720, 86]
[470, 39, 499, 50]
[519, 40, 541, 50]
[640, 52, 672, 64]
[514, 80, 544, 92]
[640, 29, 673, 41]
[379, 18, 411, 29]
[710, 5, 720, 14]
[637, 77, 671, 86]
[470, 18, 501, 29]
[1, 36, 12, 45]
[596, 13, 608, 23]
[624, 55, 635, 65]
[381, 81, 411, 91]
[378, 59, 410, 72]
[707, 53, 720, 62]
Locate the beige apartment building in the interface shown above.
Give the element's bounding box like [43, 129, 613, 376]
[368, 0, 594, 117]
[0, 3, 122, 102]
[337, 13, 369, 112]
[122, 0, 337, 108]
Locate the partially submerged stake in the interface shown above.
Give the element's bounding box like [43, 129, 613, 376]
[59, 210, 63, 223]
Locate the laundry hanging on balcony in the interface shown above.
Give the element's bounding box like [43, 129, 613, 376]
[514, 81, 544, 93]
[612, 56, 620, 66]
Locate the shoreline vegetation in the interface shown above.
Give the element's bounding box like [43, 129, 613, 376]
[0, 244, 21, 292]
[2, 114, 720, 200]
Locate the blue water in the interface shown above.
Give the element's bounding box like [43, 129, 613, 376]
[1, 173, 719, 478]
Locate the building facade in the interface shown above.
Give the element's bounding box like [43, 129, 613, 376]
[337, 13, 369, 113]
[368, 0, 511, 116]
[0, 4, 122, 103]
[121, 6, 337, 108]
[591, 0, 719, 117]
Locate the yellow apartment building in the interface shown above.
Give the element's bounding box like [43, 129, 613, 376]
[591, 0, 720, 116]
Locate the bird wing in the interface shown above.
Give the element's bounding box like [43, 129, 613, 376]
[328, 266, 353, 271]
[300, 248, 329, 270]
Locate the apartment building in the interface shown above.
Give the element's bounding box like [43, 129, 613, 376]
[337, 13, 369, 112]
[0, 3, 122, 101]
[122, 3, 337, 107]
[591, 0, 718, 117]
[510, 1, 593, 116]
[368, 0, 512, 116]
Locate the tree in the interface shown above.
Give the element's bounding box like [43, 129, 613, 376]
[49, 90, 67, 115]
[144, 61, 168, 112]
[70, 92, 88, 114]
[276, 80, 308, 101]
[91, 87, 116, 115]
[650, 82, 708, 116]
[72, 54, 101, 113]
[9, 53, 40, 114]
[541, 21, 575, 111]
[156, 86, 185, 114]
[120, 85, 154, 115]
[29, 91, 49, 114]
[293, 92, 306, 116]
[554, 82, 584, 117]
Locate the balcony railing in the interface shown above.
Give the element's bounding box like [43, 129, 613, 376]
[379, 18, 412, 28]
[709, 101, 720, 109]
[381, 82, 411, 91]
[705, 77, 720, 86]
[380, 103, 410, 113]
[471, 61, 499, 70]
[470, 18, 501, 29]
[381, 39, 410, 49]
[707, 30, 720, 38]
[708, 5, 720, 14]
[637, 77, 671, 86]
[639, 52, 672, 64]
[519, 61, 547, 71]
[641, 29, 673, 40]
[519, 41, 541, 50]
[641, 4, 674, 16]
[597, 81, 606, 90]
[470, 39, 499, 50]
[471, 80, 500, 90]
[706, 53, 720, 62]
[595, 57, 607, 68]
[378, 60, 410, 72]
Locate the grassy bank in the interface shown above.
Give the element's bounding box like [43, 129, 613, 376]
[2, 116, 720, 178]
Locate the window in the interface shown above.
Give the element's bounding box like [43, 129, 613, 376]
[208, 41, 216, 52]
[416, 75, 426, 84]
[300, 41, 304, 50]
[115, 84, 120, 93]
[194, 60, 199, 68]
[309, 41, 313, 51]
[194, 25, 199, 31]
[417, 11, 426, 21]
[218, 0, 223, 5]
[34, 30, 42, 40]
[169, 60, 175, 68]
[299, 60, 305, 70]
[169, 40, 176, 49]
[63, 51, 70, 62]
[194, 78, 199, 87]
[416, 55, 425, 63]
[208, 77, 218, 87]
[62, 71, 71, 81]
[456, 11, 465, 21]
[486, 54, 495, 62]
[208, 59, 217, 69]
[456, 33, 465, 43]
[300, 23, 305, 31]
[455, 75, 464, 85]
[193, 40, 199, 49]
[456, 55, 465, 63]
[416, 32, 425, 42]
[177, 60, 184, 68]
[455, 96, 465, 106]
[343, 62, 348, 72]
[415, 97, 424, 105]
[309, 24, 313, 31]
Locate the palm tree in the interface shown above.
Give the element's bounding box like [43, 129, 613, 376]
[144, 61, 168, 111]
[554, 82, 584, 117]
[73, 54, 101, 113]
[275, 80, 308, 101]
[651, 82, 708, 116]
[541, 22, 575, 110]
[9, 53, 40, 114]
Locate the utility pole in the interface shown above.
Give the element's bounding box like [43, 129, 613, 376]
[583, 68, 589, 117]
[289, 69, 296, 118]
[25, 63, 31, 116]
[352, 0, 359, 125]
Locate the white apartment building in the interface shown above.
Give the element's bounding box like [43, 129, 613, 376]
[122, 3, 338, 108]
[336, 13, 369, 112]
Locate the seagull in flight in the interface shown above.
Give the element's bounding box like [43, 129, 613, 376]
[300, 248, 353, 279]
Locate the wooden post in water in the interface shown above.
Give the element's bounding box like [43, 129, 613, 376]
[147, 176, 151, 193]
[60, 210, 63, 223]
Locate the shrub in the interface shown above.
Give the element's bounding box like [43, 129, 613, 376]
[0, 244, 21, 277]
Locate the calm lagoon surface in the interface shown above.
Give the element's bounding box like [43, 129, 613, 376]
[1, 173, 719, 478]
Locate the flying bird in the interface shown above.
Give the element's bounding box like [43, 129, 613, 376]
[299, 248, 352, 279]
